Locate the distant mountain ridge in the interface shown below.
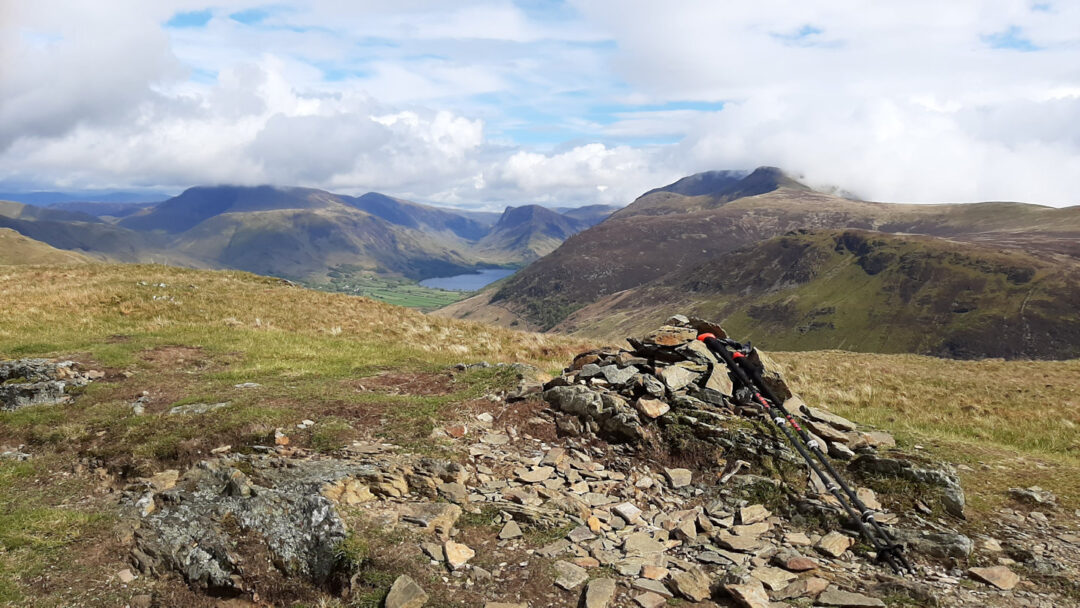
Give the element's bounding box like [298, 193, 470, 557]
[0, 185, 616, 281]
[436, 166, 1080, 359]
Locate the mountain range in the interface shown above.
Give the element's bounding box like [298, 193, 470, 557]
[436, 167, 1080, 359]
[0, 187, 616, 282]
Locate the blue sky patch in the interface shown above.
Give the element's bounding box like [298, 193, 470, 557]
[165, 9, 213, 28]
[230, 8, 271, 25]
[983, 26, 1041, 51]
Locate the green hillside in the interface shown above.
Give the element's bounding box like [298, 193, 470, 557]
[556, 230, 1080, 358]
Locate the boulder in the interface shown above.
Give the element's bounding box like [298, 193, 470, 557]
[444, 541, 474, 570]
[664, 468, 692, 488]
[816, 589, 886, 607]
[815, 531, 855, 558]
[634, 397, 669, 419]
[582, 578, 617, 608]
[385, 575, 428, 608]
[968, 566, 1021, 590]
[724, 580, 771, 608]
[668, 566, 712, 601]
[554, 560, 588, 590]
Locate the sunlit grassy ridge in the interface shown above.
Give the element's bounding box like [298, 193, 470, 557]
[772, 351, 1080, 512]
[0, 264, 581, 369]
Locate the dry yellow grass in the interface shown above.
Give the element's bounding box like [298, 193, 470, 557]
[771, 350, 1080, 512]
[0, 264, 587, 371]
[0, 229, 95, 266]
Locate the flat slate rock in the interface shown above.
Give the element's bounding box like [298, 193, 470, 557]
[968, 565, 1021, 590]
[583, 578, 617, 608]
[816, 589, 886, 607]
[385, 574, 428, 608]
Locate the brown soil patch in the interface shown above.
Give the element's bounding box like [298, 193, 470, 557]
[139, 345, 211, 370]
[304, 398, 389, 433]
[348, 371, 456, 396]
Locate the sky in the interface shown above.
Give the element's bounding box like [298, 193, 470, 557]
[2, 1, 1079, 209]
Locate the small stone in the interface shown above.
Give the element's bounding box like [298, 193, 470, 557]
[444, 540, 475, 570]
[446, 424, 468, 438]
[862, 431, 896, 448]
[634, 397, 670, 419]
[779, 556, 818, 572]
[420, 542, 444, 562]
[499, 520, 523, 540]
[1009, 486, 1057, 506]
[631, 579, 673, 598]
[476, 412, 494, 423]
[385, 574, 428, 608]
[518, 466, 554, 483]
[210, 445, 231, 455]
[147, 469, 179, 491]
[816, 531, 855, 558]
[574, 557, 600, 568]
[714, 532, 762, 553]
[980, 537, 1003, 552]
[750, 566, 796, 591]
[482, 433, 510, 445]
[614, 502, 643, 522]
[274, 429, 290, 446]
[856, 487, 881, 511]
[658, 366, 698, 391]
[968, 565, 1021, 590]
[567, 525, 596, 543]
[669, 566, 712, 601]
[538, 539, 572, 557]
[816, 589, 885, 607]
[116, 569, 136, 584]
[554, 560, 589, 590]
[541, 447, 567, 466]
[739, 504, 771, 525]
[774, 577, 829, 601]
[437, 482, 469, 504]
[485, 604, 527, 608]
[623, 532, 666, 556]
[724, 580, 771, 608]
[829, 442, 857, 460]
[644, 325, 698, 347]
[800, 405, 858, 431]
[641, 565, 668, 580]
[783, 532, 812, 546]
[664, 468, 692, 488]
[583, 578, 617, 608]
[634, 591, 667, 608]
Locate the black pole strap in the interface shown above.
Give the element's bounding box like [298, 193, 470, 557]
[699, 334, 913, 574]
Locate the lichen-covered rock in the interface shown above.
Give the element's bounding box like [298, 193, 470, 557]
[0, 359, 92, 411]
[129, 454, 464, 592]
[848, 455, 965, 518]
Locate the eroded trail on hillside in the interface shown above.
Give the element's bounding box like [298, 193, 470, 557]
[1, 319, 1078, 607]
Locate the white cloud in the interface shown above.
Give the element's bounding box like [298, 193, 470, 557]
[1, 0, 1079, 207]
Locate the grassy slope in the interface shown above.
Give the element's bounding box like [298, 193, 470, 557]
[0, 264, 589, 606]
[555, 230, 1080, 359]
[0, 229, 95, 265]
[0, 263, 1077, 604]
[477, 187, 1080, 332]
[304, 268, 466, 311]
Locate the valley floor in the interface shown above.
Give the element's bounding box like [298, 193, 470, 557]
[0, 264, 1077, 607]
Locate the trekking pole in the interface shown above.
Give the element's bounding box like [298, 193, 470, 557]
[697, 333, 913, 574]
